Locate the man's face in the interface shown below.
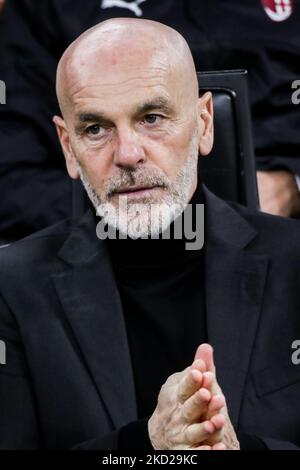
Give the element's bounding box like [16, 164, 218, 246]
[55, 42, 212, 237]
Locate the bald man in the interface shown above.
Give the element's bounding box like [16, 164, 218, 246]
[54, 19, 212, 243]
[0, 18, 300, 451]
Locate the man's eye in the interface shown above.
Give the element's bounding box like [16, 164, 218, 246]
[143, 114, 162, 125]
[86, 124, 103, 136]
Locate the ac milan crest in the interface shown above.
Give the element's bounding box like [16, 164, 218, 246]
[261, 0, 294, 22]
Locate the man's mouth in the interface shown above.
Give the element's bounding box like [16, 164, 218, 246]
[114, 185, 163, 197]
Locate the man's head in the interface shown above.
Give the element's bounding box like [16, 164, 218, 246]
[54, 18, 213, 238]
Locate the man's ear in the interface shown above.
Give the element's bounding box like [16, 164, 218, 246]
[197, 92, 214, 157]
[53, 115, 80, 179]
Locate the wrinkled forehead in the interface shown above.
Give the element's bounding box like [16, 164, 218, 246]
[56, 20, 199, 120]
[65, 46, 188, 117]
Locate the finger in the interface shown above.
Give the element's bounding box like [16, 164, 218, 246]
[210, 413, 226, 430]
[177, 368, 203, 403]
[201, 422, 224, 447]
[212, 442, 227, 451]
[182, 387, 211, 421]
[202, 371, 214, 391]
[190, 359, 207, 373]
[202, 413, 225, 446]
[194, 445, 212, 451]
[208, 394, 226, 412]
[207, 394, 226, 419]
[194, 344, 215, 373]
[185, 420, 216, 445]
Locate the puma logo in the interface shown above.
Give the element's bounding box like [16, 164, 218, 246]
[101, 0, 147, 17]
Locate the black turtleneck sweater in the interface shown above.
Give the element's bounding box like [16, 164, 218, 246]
[105, 184, 266, 450]
[106, 184, 206, 415]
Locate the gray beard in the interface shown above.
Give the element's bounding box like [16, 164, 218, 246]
[76, 133, 199, 239]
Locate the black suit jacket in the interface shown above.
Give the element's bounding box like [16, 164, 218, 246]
[0, 187, 300, 450]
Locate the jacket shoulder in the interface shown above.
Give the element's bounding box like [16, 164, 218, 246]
[0, 217, 75, 271]
[229, 201, 300, 254]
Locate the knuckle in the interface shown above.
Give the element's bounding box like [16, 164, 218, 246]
[194, 390, 205, 405]
[177, 384, 189, 404]
[185, 425, 199, 445]
[182, 404, 193, 422]
[178, 390, 187, 403]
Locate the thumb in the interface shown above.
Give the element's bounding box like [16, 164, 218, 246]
[194, 343, 216, 373]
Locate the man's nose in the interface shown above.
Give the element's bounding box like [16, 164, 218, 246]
[113, 128, 146, 167]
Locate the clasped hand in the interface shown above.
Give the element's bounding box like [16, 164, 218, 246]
[148, 344, 240, 451]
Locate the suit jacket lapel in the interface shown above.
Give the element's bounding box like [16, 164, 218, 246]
[52, 210, 137, 429]
[203, 187, 269, 427]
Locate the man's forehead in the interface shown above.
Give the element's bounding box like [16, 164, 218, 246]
[57, 18, 199, 117]
[69, 46, 173, 91]
[68, 62, 181, 114]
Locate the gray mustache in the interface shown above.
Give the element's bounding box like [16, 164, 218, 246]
[106, 170, 169, 197]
